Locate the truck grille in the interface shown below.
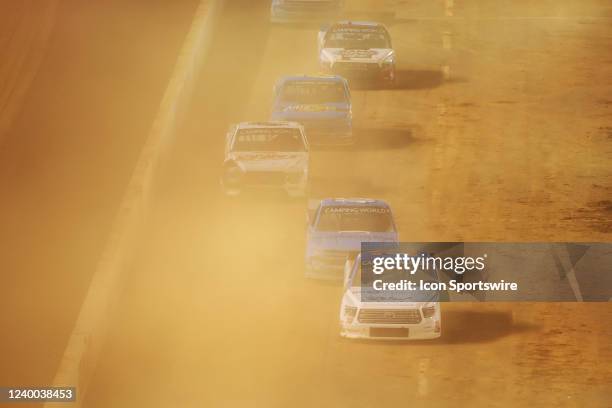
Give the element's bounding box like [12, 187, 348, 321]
[358, 309, 422, 325]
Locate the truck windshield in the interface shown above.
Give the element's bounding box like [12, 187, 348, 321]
[279, 81, 347, 105]
[232, 128, 306, 152]
[324, 28, 390, 49]
[316, 206, 395, 233]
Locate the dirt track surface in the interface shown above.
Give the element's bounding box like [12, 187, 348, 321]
[0, 0, 610, 407]
[0, 0, 198, 399]
[82, 1, 611, 407]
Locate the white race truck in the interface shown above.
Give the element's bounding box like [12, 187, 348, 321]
[339, 254, 442, 340]
[318, 21, 396, 86]
[221, 121, 309, 197]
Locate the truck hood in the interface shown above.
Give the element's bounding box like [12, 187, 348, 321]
[228, 152, 308, 172]
[309, 230, 398, 252]
[321, 48, 393, 64]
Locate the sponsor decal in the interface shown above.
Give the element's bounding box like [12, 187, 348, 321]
[341, 49, 378, 59]
[324, 206, 390, 214]
[330, 26, 386, 35]
[284, 104, 336, 112]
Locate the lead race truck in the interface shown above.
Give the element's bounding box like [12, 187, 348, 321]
[305, 198, 398, 280]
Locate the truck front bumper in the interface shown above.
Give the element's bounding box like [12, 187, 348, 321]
[340, 318, 442, 340]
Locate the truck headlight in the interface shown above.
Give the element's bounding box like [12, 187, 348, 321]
[422, 305, 437, 318]
[223, 162, 244, 186]
[344, 306, 358, 324]
[381, 54, 395, 68]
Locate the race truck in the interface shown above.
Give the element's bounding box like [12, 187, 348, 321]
[270, 0, 344, 23]
[221, 121, 309, 197]
[340, 253, 442, 340]
[271, 75, 353, 146]
[318, 21, 396, 86]
[305, 198, 398, 280]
